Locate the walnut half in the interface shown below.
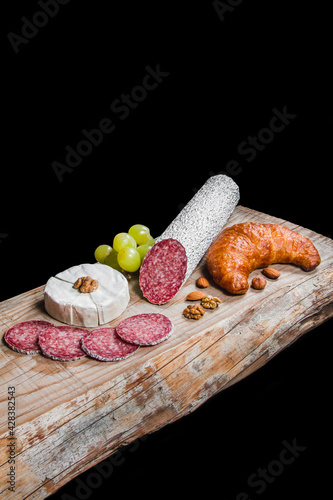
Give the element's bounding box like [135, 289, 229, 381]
[201, 295, 222, 309]
[73, 276, 99, 293]
[183, 304, 205, 320]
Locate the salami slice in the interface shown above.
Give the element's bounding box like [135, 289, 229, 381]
[81, 327, 139, 361]
[4, 320, 53, 354]
[139, 175, 239, 304]
[116, 313, 174, 346]
[139, 239, 187, 305]
[38, 326, 87, 361]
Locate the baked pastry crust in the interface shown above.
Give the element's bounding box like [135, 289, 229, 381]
[206, 222, 321, 294]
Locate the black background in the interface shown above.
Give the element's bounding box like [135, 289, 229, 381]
[1, 1, 332, 499]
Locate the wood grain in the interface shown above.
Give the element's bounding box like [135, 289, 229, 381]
[0, 206, 332, 499]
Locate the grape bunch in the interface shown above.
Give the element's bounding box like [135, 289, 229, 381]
[94, 224, 156, 274]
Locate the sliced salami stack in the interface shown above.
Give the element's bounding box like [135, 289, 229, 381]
[139, 174, 239, 304]
[3, 312, 174, 362]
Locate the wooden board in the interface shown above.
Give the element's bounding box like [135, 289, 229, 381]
[1, 205, 333, 499]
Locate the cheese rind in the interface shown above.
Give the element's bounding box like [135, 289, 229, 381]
[44, 263, 130, 327]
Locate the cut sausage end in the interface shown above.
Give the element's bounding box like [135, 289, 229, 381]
[139, 238, 187, 304]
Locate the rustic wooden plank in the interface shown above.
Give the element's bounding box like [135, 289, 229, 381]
[0, 206, 332, 499]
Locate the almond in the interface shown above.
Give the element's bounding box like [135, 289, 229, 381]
[251, 276, 267, 290]
[196, 277, 209, 288]
[186, 290, 207, 301]
[262, 268, 281, 279]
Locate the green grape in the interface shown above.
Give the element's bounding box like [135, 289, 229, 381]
[104, 250, 122, 272]
[113, 232, 137, 253]
[94, 244, 112, 264]
[137, 244, 152, 263]
[146, 235, 156, 246]
[117, 247, 141, 272]
[128, 224, 150, 246]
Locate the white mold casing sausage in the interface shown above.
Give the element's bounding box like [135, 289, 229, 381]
[139, 175, 240, 304]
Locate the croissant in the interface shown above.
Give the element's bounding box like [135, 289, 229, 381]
[206, 222, 321, 295]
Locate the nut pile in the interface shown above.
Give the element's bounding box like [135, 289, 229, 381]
[183, 268, 282, 319]
[183, 276, 222, 320]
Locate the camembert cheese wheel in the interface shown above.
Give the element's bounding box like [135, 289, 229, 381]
[44, 263, 130, 327]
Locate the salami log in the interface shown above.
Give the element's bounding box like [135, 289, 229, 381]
[81, 327, 139, 361]
[38, 326, 87, 361]
[116, 313, 174, 346]
[139, 174, 240, 304]
[4, 320, 53, 354]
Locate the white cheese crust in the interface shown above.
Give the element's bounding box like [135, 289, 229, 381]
[44, 263, 130, 327]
